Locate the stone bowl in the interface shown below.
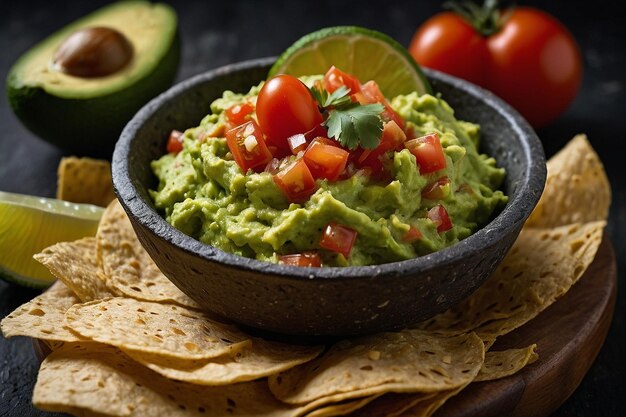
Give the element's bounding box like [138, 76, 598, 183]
[112, 57, 546, 336]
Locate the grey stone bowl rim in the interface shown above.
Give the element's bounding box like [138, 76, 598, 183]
[112, 56, 545, 281]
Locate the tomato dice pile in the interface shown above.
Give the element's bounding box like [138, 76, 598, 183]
[166, 67, 457, 265]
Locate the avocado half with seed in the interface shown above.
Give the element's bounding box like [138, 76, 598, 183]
[7, 1, 180, 155]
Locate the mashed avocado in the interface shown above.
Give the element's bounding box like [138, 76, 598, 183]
[150, 82, 507, 266]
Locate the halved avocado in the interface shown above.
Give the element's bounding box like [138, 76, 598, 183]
[7, 1, 180, 155]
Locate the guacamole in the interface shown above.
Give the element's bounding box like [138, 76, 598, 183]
[151, 80, 507, 267]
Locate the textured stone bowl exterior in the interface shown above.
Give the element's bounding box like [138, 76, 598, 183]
[112, 58, 546, 336]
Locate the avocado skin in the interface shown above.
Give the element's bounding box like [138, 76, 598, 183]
[7, 32, 181, 157]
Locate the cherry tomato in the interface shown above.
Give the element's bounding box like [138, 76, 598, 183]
[257, 75, 323, 155]
[405, 133, 446, 174]
[428, 204, 453, 233]
[323, 66, 362, 94]
[409, 5, 582, 128]
[279, 252, 322, 267]
[225, 121, 272, 173]
[421, 176, 451, 200]
[303, 137, 349, 181]
[273, 159, 317, 203]
[166, 130, 184, 154]
[225, 102, 254, 128]
[319, 223, 357, 258]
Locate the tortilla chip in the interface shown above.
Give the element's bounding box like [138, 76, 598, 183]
[354, 393, 437, 417]
[268, 330, 484, 405]
[419, 222, 604, 342]
[97, 200, 199, 308]
[0, 282, 83, 342]
[305, 396, 382, 417]
[33, 342, 300, 417]
[475, 345, 538, 382]
[34, 237, 115, 302]
[56, 157, 116, 207]
[123, 337, 323, 385]
[65, 297, 256, 361]
[399, 387, 464, 417]
[526, 135, 611, 228]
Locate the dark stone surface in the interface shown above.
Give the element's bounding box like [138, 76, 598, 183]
[1, 0, 624, 415]
[113, 60, 544, 335]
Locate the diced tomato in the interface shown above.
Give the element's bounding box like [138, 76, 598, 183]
[421, 176, 451, 200]
[360, 81, 404, 128]
[402, 226, 423, 243]
[166, 130, 184, 154]
[287, 134, 308, 154]
[303, 137, 349, 181]
[319, 223, 357, 258]
[278, 251, 322, 267]
[323, 66, 362, 94]
[273, 159, 317, 202]
[358, 120, 406, 166]
[428, 204, 453, 232]
[225, 102, 254, 128]
[225, 121, 272, 173]
[405, 133, 446, 174]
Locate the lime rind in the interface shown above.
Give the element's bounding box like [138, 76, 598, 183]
[269, 26, 432, 98]
[0, 190, 103, 220]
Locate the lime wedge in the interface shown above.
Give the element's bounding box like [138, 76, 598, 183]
[0, 190, 104, 289]
[269, 26, 432, 98]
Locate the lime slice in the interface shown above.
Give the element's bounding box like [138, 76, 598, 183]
[0, 191, 104, 289]
[269, 26, 432, 98]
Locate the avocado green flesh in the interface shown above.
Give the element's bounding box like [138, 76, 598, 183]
[150, 84, 507, 267]
[6, 1, 179, 153]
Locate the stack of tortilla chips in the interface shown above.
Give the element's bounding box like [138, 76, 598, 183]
[0, 135, 611, 417]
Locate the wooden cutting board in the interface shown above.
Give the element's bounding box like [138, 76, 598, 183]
[435, 236, 617, 417]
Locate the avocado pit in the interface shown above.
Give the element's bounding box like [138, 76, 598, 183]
[52, 27, 133, 78]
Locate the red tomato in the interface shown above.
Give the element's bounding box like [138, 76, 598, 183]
[409, 7, 582, 128]
[257, 75, 323, 155]
[421, 176, 451, 200]
[360, 81, 405, 129]
[225, 121, 272, 173]
[402, 226, 423, 243]
[428, 204, 453, 233]
[319, 223, 357, 258]
[358, 120, 406, 167]
[405, 133, 446, 174]
[323, 66, 362, 94]
[273, 159, 317, 202]
[225, 102, 255, 128]
[287, 134, 308, 154]
[303, 137, 349, 181]
[279, 252, 322, 267]
[166, 130, 184, 154]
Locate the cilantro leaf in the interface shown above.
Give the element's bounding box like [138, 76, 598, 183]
[323, 103, 384, 150]
[310, 85, 352, 108]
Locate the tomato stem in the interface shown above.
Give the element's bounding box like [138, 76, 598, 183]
[443, 0, 513, 36]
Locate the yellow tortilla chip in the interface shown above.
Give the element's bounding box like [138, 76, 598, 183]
[65, 298, 252, 361]
[420, 221, 604, 341]
[34, 237, 115, 302]
[33, 342, 299, 417]
[526, 135, 611, 228]
[96, 200, 199, 308]
[475, 345, 538, 382]
[123, 337, 323, 385]
[0, 282, 84, 342]
[56, 157, 116, 207]
[269, 330, 484, 405]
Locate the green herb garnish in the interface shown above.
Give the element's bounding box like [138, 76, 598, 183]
[310, 85, 384, 150]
